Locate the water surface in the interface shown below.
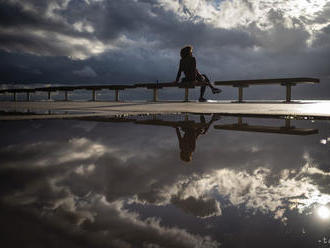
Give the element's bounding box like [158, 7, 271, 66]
[0, 114, 330, 247]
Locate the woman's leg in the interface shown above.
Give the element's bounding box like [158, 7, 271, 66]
[201, 74, 221, 95]
[202, 74, 216, 89]
[197, 74, 207, 99]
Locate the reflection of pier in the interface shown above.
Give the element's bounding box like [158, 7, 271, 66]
[80, 114, 319, 136]
[79, 115, 209, 129]
[214, 116, 318, 135]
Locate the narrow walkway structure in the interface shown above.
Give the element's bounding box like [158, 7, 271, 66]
[0, 77, 320, 103]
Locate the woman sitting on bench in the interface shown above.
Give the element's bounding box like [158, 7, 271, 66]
[175, 45, 221, 102]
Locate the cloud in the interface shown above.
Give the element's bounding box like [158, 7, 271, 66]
[73, 66, 97, 77]
[0, 0, 329, 99]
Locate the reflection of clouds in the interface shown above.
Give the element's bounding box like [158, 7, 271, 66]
[0, 138, 220, 247]
[1, 119, 330, 246]
[175, 163, 330, 221]
[0, 137, 108, 168]
[320, 137, 330, 145]
[3, 185, 220, 247]
[2, 131, 330, 223]
[171, 196, 222, 218]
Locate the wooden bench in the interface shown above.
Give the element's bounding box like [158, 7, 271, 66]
[134, 81, 208, 101]
[214, 77, 320, 102]
[79, 85, 136, 101]
[0, 88, 36, 101]
[1, 85, 136, 101]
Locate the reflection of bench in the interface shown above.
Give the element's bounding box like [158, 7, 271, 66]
[214, 77, 319, 102]
[134, 81, 208, 101]
[78, 116, 209, 128]
[135, 119, 208, 128]
[214, 117, 318, 135]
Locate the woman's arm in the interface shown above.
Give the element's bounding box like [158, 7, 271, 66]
[175, 60, 182, 82]
[176, 127, 182, 141]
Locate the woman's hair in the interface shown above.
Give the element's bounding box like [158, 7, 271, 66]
[180, 45, 193, 58]
[180, 150, 192, 162]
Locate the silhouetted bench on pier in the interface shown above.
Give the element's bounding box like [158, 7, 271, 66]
[134, 81, 208, 101]
[0, 77, 319, 102]
[1, 85, 136, 101]
[214, 77, 319, 102]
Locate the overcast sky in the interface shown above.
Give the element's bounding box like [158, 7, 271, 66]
[0, 0, 329, 98]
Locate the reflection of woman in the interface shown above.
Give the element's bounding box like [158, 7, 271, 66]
[176, 115, 219, 162]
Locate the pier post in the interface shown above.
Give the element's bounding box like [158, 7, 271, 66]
[238, 87, 243, 103]
[285, 119, 291, 128]
[153, 88, 158, 102]
[184, 88, 189, 102]
[48, 91, 51, 100]
[238, 116, 243, 125]
[92, 90, 96, 101]
[64, 91, 69, 101]
[286, 85, 292, 102]
[13, 92, 17, 101]
[115, 89, 119, 102]
[26, 92, 30, 101]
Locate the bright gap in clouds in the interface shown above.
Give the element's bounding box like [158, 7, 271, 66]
[317, 205, 330, 219]
[176, 0, 329, 31]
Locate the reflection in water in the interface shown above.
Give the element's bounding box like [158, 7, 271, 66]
[318, 206, 330, 219]
[0, 114, 329, 247]
[175, 115, 219, 162]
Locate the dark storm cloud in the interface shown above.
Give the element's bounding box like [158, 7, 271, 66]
[0, 0, 329, 99]
[0, 0, 255, 58]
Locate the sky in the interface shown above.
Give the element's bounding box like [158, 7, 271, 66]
[0, 0, 330, 98]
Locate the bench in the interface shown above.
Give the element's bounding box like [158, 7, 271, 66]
[134, 81, 208, 101]
[214, 77, 320, 102]
[3, 85, 136, 101]
[79, 85, 136, 101]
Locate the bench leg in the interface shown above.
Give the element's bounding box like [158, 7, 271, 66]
[285, 119, 292, 129]
[92, 90, 96, 101]
[115, 90, 119, 102]
[184, 88, 189, 102]
[48, 91, 51, 100]
[13, 92, 17, 101]
[238, 116, 243, 125]
[26, 92, 30, 101]
[153, 88, 158, 102]
[286, 85, 291, 102]
[238, 87, 243, 103]
[64, 91, 69, 101]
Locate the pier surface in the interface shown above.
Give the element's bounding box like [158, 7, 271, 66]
[1, 100, 330, 120]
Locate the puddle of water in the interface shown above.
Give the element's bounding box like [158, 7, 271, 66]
[0, 114, 330, 248]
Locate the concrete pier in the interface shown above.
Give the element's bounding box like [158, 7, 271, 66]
[0, 100, 330, 120]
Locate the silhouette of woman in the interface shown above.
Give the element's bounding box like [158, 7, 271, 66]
[175, 45, 221, 102]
